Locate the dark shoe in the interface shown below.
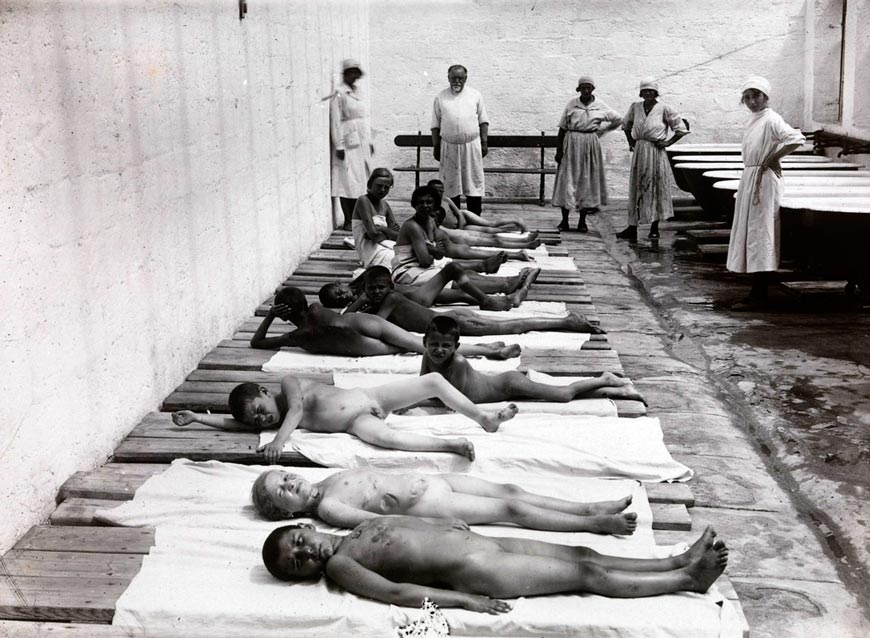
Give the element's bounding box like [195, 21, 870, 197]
[648, 228, 660, 239]
[576, 219, 588, 233]
[585, 207, 600, 215]
[557, 221, 571, 231]
[615, 226, 637, 240]
[339, 222, 352, 231]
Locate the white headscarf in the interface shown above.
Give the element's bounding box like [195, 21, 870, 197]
[740, 76, 771, 97]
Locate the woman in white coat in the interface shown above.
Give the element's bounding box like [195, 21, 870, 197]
[331, 58, 374, 230]
[726, 77, 805, 310]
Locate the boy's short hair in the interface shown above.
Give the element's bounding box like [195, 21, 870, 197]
[262, 525, 309, 581]
[318, 283, 346, 308]
[411, 185, 441, 208]
[274, 286, 307, 311]
[426, 178, 444, 188]
[228, 382, 261, 423]
[251, 471, 296, 521]
[424, 315, 461, 342]
[363, 265, 393, 285]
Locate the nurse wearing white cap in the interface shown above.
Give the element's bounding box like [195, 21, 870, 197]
[331, 58, 375, 229]
[726, 76, 805, 310]
[552, 76, 623, 232]
[617, 78, 689, 242]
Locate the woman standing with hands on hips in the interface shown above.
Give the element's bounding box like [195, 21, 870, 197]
[552, 76, 622, 233]
[330, 58, 374, 230]
[726, 77, 804, 310]
[617, 78, 689, 242]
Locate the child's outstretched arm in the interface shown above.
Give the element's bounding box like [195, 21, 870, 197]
[171, 411, 254, 431]
[326, 555, 511, 614]
[257, 376, 304, 463]
[250, 304, 297, 350]
[344, 292, 371, 314]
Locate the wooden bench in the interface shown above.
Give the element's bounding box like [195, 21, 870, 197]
[394, 131, 558, 205]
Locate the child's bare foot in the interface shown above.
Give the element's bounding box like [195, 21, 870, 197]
[508, 267, 541, 307]
[477, 403, 519, 432]
[480, 295, 513, 311]
[514, 249, 534, 262]
[482, 252, 506, 273]
[565, 312, 606, 334]
[599, 383, 647, 405]
[449, 438, 475, 461]
[480, 342, 522, 359]
[504, 271, 529, 294]
[593, 512, 638, 535]
[586, 494, 633, 515]
[681, 526, 717, 566]
[528, 230, 539, 240]
[686, 539, 728, 593]
[528, 238, 542, 249]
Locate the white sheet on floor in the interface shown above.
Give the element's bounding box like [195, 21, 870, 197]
[332, 372, 618, 418]
[488, 255, 577, 274]
[410, 331, 589, 350]
[259, 414, 692, 482]
[97, 459, 650, 538]
[108, 461, 740, 638]
[432, 300, 569, 317]
[469, 243, 549, 256]
[262, 349, 519, 375]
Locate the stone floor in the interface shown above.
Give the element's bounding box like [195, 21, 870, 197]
[541, 199, 870, 637]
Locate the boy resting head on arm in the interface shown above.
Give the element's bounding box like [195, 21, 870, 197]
[421, 315, 645, 404]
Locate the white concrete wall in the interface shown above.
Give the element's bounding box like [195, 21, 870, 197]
[369, 0, 807, 201]
[0, 0, 368, 553]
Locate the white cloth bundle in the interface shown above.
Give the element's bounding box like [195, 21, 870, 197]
[259, 414, 692, 482]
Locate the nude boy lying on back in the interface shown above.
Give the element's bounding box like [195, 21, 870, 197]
[171, 373, 517, 463]
[252, 468, 637, 535]
[262, 519, 728, 613]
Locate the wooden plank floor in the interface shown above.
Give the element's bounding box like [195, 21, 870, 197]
[0, 215, 750, 635]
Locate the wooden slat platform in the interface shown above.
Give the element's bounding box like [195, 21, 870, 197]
[50, 496, 690, 531]
[197, 344, 622, 375]
[58, 463, 692, 506]
[0, 219, 749, 632]
[160, 386, 643, 417]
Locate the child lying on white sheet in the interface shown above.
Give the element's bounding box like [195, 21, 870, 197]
[252, 468, 637, 535]
[171, 373, 518, 463]
[421, 315, 645, 404]
[262, 520, 728, 612]
[250, 286, 520, 360]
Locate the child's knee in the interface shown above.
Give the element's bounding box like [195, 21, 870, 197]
[443, 262, 464, 279]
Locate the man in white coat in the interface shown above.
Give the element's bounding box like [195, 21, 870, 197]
[431, 65, 489, 215]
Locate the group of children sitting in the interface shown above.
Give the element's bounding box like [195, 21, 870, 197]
[170, 189, 728, 615]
